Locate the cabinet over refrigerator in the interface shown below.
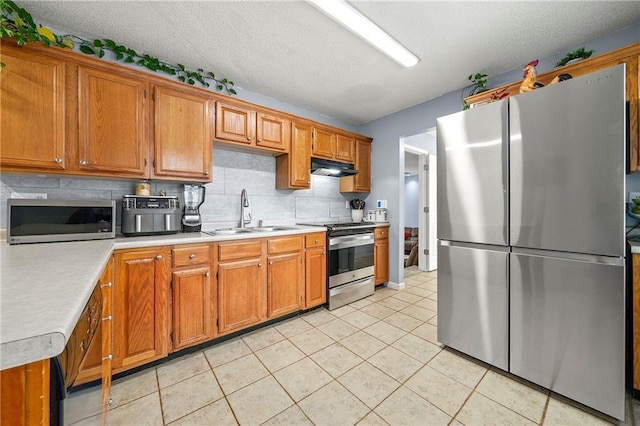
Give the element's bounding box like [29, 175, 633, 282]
[437, 64, 626, 419]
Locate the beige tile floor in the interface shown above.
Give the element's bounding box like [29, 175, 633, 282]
[66, 267, 640, 425]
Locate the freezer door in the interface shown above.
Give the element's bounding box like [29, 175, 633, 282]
[510, 250, 625, 419]
[510, 64, 626, 257]
[437, 241, 509, 370]
[437, 100, 508, 246]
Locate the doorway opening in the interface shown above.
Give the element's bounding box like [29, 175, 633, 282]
[403, 128, 437, 272]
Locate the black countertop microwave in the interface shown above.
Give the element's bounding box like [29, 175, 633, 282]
[7, 199, 116, 244]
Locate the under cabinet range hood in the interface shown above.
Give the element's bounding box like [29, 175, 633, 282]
[310, 157, 358, 177]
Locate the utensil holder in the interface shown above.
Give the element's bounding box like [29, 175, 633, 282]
[351, 209, 363, 223]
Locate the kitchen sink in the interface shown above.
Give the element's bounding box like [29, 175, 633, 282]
[249, 226, 294, 232]
[205, 228, 253, 235]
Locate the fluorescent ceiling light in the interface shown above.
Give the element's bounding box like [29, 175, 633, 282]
[308, 0, 420, 68]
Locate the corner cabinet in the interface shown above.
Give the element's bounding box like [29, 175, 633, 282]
[340, 139, 372, 193]
[374, 227, 389, 285]
[113, 247, 169, 373]
[0, 44, 66, 171]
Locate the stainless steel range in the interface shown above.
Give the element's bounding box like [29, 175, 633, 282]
[300, 222, 376, 310]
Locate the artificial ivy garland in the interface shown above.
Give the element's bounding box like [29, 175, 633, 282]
[0, 0, 236, 94]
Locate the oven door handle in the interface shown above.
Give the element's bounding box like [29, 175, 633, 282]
[329, 234, 374, 250]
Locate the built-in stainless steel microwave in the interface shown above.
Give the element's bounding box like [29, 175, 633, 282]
[7, 199, 116, 244]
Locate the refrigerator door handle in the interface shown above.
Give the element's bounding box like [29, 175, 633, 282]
[511, 247, 623, 266]
[439, 240, 509, 253]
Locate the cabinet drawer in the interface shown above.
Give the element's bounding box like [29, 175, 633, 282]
[374, 227, 389, 239]
[305, 233, 326, 248]
[218, 240, 263, 261]
[173, 245, 211, 267]
[268, 236, 302, 254]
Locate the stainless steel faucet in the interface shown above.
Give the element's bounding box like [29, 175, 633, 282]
[240, 189, 251, 228]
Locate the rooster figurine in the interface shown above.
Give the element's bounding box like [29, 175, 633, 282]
[519, 59, 545, 93]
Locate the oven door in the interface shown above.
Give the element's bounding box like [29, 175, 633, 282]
[328, 233, 374, 288]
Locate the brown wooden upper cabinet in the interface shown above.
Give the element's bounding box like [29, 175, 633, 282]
[78, 65, 149, 177]
[152, 85, 213, 181]
[0, 40, 213, 182]
[0, 43, 67, 171]
[340, 139, 371, 193]
[276, 121, 312, 189]
[311, 127, 336, 160]
[311, 127, 355, 164]
[336, 134, 355, 163]
[215, 100, 290, 153]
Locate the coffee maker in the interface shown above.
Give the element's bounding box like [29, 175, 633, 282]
[182, 184, 205, 232]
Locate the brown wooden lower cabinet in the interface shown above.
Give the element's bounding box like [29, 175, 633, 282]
[217, 240, 266, 335]
[267, 236, 304, 318]
[305, 233, 327, 308]
[113, 247, 170, 373]
[0, 359, 50, 426]
[374, 227, 389, 285]
[172, 265, 215, 350]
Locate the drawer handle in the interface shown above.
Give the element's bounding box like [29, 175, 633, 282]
[102, 354, 113, 361]
[189, 253, 196, 259]
[101, 281, 112, 288]
[156, 255, 163, 260]
[102, 315, 112, 321]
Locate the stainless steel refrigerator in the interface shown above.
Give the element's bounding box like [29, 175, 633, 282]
[436, 64, 626, 419]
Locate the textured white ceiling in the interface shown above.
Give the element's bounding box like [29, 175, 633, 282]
[18, 1, 640, 125]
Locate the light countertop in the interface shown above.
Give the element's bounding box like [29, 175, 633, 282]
[0, 225, 324, 370]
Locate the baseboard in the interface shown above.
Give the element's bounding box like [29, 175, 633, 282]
[386, 280, 405, 291]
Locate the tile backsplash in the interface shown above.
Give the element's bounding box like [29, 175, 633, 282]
[0, 147, 362, 231]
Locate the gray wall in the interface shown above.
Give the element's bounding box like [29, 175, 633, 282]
[357, 23, 640, 286]
[0, 147, 357, 230]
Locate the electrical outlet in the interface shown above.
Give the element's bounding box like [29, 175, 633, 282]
[629, 192, 640, 202]
[10, 192, 47, 199]
[345, 200, 350, 209]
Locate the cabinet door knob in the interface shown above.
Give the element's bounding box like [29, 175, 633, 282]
[205, 272, 210, 277]
[269, 261, 273, 266]
[315, 239, 318, 243]
[156, 255, 163, 260]
[258, 263, 262, 267]
[102, 354, 113, 361]
[101, 281, 113, 288]
[247, 136, 252, 141]
[189, 253, 196, 259]
[102, 315, 112, 322]
[55, 157, 63, 163]
[257, 138, 262, 142]
[205, 171, 209, 175]
[80, 159, 87, 165]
